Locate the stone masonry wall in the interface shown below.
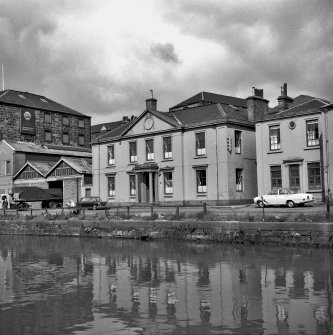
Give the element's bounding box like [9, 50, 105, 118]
[0, 104, 91, 148]
[0, 219, 332, 248]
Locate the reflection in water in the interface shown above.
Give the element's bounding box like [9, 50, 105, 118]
[0, 236, 332, 334]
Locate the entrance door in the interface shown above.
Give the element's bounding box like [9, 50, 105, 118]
[139, 172, 156, 203]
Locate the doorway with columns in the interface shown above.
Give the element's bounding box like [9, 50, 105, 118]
[134, 163, 159, 203]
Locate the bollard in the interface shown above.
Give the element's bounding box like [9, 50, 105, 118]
[3, 209, 6, 217]
[203, 203, 207, 215]
[151, 206, 154, 217]
[105, 208, 108, 217]
[176, 206, 179, 217]
[127, 206, 130, 216]
[16, 209, 19, 218]
[30, 209, 33, 216]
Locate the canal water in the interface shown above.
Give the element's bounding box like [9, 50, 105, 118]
[0, 236, 332, 335]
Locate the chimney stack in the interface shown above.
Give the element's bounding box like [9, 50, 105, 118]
[277, 83, 293, 112]
[246, 87, 269, 122]
[146, 90, 157, 112]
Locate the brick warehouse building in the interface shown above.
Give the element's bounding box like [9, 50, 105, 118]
[0, 90, 92, 205]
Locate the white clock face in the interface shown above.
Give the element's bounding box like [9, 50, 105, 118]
[145, 117, 154, 130]
[24, 111, 32, 120]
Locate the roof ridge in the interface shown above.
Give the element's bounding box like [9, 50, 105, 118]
[277, 98, 317, 114]
[217, 103, 227, 118]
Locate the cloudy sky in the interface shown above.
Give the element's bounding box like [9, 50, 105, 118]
[0, 0, 332, 124]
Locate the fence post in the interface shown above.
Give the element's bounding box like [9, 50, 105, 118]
[203, 203, 207, 215]
[3, 209, 6, 217]
[127, 206, 130, 217]
[30, 209, 33, 216]
[261, 196, 265, 221]
[176, 206, 180, 217]
[105, 208, 108, 217]
[150, 206, 154, 217]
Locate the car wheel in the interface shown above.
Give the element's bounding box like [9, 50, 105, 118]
[257, 200, 265, 208]
[287, 200, 294, 208]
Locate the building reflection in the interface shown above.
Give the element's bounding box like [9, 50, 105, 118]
[0, 237, 332, 335]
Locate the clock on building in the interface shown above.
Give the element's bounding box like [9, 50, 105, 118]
[144, 117, 154, 130]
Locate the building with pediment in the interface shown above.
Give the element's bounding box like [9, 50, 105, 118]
[92, 91, 262, 205]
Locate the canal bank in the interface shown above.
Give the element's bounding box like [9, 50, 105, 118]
[1, 219, 333, 247]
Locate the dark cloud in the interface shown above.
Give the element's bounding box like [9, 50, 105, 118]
[160, 0, 333, 104]
[151, 42, 180, 63]
[0, 0, 331, 125]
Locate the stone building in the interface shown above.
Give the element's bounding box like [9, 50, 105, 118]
[92, 91, 261, 205]
[0, 89, 91, 147]
[255, 83, 333, 201]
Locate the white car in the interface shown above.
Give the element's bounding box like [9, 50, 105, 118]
[254, 188, 314, 208]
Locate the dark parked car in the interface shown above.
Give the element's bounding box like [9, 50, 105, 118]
[78, 196, 107, 210]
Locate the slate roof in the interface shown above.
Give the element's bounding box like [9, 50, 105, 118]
[95, 102, 253, 144]
[91, 121, 124, 135]
[268, 95, 330, 114]
[169, 103, 250, 127]
[0, 89, 89, 117]
[262, 98, 330, 121]
[58, 157, 92, 174]
[2, 139, 92, 158]
[169, 91, 247, 111]
[27, 161, 57, 177]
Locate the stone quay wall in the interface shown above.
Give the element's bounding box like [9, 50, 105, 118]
[1, 219, 333, 248]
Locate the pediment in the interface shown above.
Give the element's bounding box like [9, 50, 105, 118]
[123, 111, 178, 137]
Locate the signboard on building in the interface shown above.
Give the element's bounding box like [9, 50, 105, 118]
[20, 109, 36, 135]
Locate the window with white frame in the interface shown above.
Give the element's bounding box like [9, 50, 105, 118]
[129, 175, 136, 196]
[306, 119, 319, 146]
[108, 176, 115, 197]
[236, 169, 243, 191]
[164, 172, 173, 194]
[146, 139, 154, 161]
[129, 142, 137, 163]
[270, 165, 282, 188]
[269, 125, 281, 150]
[308, 162, 321, 190]
[107, 145, 115, 165]
[196, 132, 206, 156]
[163, 137, 172, 159]
[235, 130, 242, 154]
[196, 169, 207, 193]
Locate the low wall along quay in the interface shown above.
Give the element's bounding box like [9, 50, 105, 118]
[1, 219, 333, 248]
